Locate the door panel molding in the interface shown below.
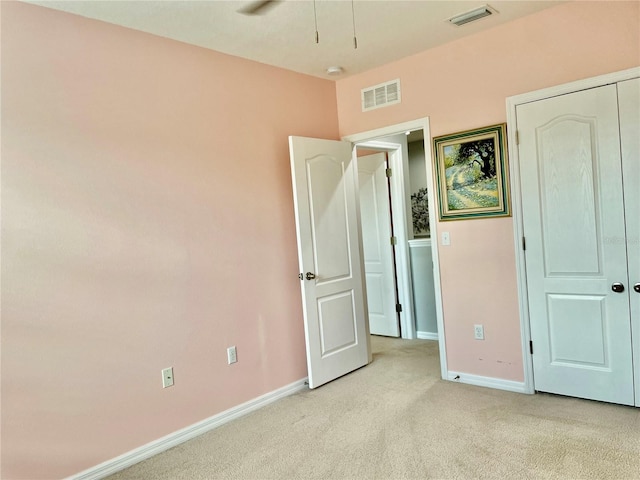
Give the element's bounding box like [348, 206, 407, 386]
[507, 67, 640, 400]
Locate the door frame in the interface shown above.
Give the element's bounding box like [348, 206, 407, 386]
[506, 66, 640, 395]
[343, 117, 449, 379]
[356, 141, 411, 339]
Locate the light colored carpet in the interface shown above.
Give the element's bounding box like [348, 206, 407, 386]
[108, 337, 640, 479]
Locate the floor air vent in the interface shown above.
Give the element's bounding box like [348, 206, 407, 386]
[361, 79, 401, 112]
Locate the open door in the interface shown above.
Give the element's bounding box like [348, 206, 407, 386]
[289, 136, 370, 389]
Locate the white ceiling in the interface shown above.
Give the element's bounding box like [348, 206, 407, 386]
[27, 0, 566, 79]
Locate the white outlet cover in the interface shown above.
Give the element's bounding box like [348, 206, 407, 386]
[162, 367, 174, 388]
[441, 232, 451, 246]
[474, 324, 484, 340]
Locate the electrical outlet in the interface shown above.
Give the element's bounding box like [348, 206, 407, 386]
[474, 324, 484, 340]
[227, 346, 237, 365]
[162, 367, 174, 388]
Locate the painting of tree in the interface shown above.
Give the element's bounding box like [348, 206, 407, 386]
[433, 124, 510, 220]
[442, 137, 499, 210]
[457, 139, 496, 178]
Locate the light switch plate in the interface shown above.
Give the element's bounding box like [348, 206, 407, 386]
[442, 232, 451, 246]
[227, 346, 237, 364]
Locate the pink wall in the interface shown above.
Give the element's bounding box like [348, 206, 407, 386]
[2, 1, 639, 477]
[336, 1, 640, 381]
[0, 2, 338, 478]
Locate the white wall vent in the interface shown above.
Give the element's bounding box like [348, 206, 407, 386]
[361, 79, 401, 112]
[448, 5, 496, 26]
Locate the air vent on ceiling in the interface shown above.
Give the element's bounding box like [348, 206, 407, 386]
[449, 5, 495, 26]
[361, 79, 401, 112]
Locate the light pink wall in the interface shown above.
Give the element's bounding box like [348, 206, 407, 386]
[336, 1, 640, 381]
[0, 3, 339, 479]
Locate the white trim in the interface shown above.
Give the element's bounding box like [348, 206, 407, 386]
[505, 103, 536, 395]
[387, 144, 415, 339]
[447, 371, 528, 394]
[417, 331, 438, 341]
[408, 238, 431, 247]
[505, 66, 640, 397]
[508, 67, 640, 107]
[343, 118, 449, 381]
[68, 378, 308, 480]
[346, 119, 429, 144]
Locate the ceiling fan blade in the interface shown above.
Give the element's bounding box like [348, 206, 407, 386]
[239, 0, 280, 16]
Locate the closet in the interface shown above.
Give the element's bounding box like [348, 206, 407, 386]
[516, 77, 639, 406]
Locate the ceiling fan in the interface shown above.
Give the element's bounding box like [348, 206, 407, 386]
[239, 0, 281, 16]
[238, 0, 358, 50]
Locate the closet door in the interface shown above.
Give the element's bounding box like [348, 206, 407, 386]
[618, 78, 640, 406]
[517, 84, 635, 406]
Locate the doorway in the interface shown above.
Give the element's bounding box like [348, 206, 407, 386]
[344, 118, 448, 379]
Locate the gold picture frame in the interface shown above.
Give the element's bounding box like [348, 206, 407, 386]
[433, 123, 510, 221]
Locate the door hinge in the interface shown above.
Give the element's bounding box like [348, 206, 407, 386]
[529, 340, 533, 355]
[396, 303, 403, 313]
[522, 236, 526, 251]
[386, 168, 392, 178]
[390, 236, 397, 246]
[515, 130, 520, 145]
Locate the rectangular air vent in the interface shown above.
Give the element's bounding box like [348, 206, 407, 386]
[361, 79, 401, 112]
[449, 5, 495, 26]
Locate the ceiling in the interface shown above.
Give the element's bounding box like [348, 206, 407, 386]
[27, 0, 566, 79]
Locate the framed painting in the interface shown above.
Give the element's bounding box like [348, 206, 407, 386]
[433, 123, 510, 221]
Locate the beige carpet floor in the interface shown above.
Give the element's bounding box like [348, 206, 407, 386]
[108, 336, 640, 479]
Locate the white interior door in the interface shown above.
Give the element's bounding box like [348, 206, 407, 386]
[358, 153, 400, 337]
[289, 136, 369, 389]
[517, 85, 635, 406]
[618, 78, 640, 406]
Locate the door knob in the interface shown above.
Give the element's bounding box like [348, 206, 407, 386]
[634, 283, 640, 293]
[305, 272, 316, 280]
[611, 282, 625, 293]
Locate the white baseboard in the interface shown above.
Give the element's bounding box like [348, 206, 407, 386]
[447, 371, 528, 394]
[416, 331, 438, 340]
[69, 378, 309, 480]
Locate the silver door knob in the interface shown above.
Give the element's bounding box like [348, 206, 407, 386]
[611, 282, 625, 293]
[305, 272, 316, 280]
[634, 283, 640, 293]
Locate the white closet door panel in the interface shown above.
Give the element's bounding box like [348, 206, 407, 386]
[618, 78, 640, 406]
[517, 84, 634, 405]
